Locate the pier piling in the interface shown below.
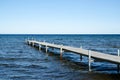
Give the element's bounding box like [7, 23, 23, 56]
[60, 45, 63, 59]
[117, 49, 120, 73]
[80, 45, 83, 61]
[88, 50, 92, 72]
[80, 54, 83, 61]
[39, 44, 41, 50]
[45, 45, 48, 53]
[32, 42, 34, 47]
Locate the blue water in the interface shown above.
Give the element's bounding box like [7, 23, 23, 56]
[0, 34, 120, 80]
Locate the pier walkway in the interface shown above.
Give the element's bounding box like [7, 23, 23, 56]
[26, 39, 120, 72]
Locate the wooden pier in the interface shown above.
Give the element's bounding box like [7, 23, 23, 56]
[26, 39, 120, 72]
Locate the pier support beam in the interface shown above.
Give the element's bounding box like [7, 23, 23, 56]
[117, 49, 120, 73]
[60, 45, 63, 59]
[45, 45, 48, 53]
[28, 41, 30, 45]
[32, 42, 34, 47]
[88, 50, 92, 72]
[80, 54, 83, 61]
[80, 45, 83, 61]
[39, 44, 41, 51]
[45, 45, 49, 59]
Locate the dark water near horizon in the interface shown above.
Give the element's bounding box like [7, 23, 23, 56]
[0, 34, 120, 80]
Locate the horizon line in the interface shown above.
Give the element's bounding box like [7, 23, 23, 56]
[0, 33, 120, 35]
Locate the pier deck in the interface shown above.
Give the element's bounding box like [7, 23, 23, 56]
[26, 40, 120, 72]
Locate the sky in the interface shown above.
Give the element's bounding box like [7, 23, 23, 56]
[0, 0, 120, 34]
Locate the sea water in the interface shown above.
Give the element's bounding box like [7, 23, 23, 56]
[0, 34, 120, 80]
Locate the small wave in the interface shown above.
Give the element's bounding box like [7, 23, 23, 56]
[11, 75, 32, 79]
[24, 64, 48, 69]
[0, 63, 20, 68]
[0, 57, 41, 62]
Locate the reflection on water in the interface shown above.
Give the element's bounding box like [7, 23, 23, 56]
[0, 34, 120, 80]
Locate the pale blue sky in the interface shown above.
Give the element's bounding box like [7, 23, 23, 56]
[0, 0, 120, 34]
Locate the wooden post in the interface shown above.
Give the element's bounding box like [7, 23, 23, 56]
[28, 41, 30, 45]
[80, 45, 83, 61]
[60, 45, 63, 59]
[117, 49, 120, 73]
[39, 44, 41, 50]
[32, 42, 34, 47]
[88, 50, 92, 72]
[80, 54, 83, 61]
[46, 45, 48, 53]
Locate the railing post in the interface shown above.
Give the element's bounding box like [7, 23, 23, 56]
[117, 49, 120, 73]
[88, 50, 92, 72]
